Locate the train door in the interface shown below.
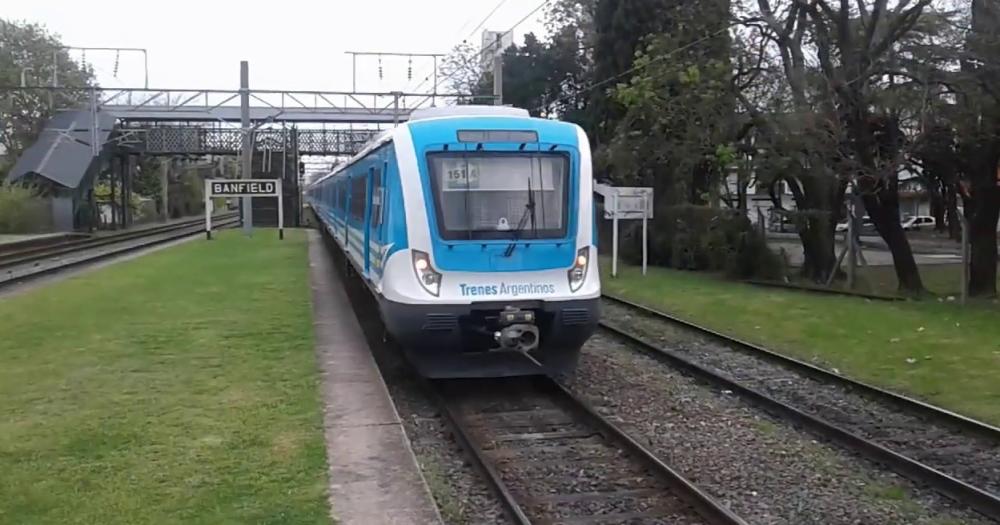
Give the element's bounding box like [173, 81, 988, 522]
[363, 166, 374, 274]
[369, 163, 386, 276]
[341, 179, 349, 248]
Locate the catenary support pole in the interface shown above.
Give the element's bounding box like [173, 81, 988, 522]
[110, 156, 118, 229]
[278, 181, 284, 240]
[204, 179, 212, 240]
[493, 33, 503, 105]
[240, 61, 253, 236]
[160, 159, 169, 221]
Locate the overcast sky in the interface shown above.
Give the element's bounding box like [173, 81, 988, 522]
[7, 0, 549, 93]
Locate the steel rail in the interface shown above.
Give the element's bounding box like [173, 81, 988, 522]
[431, 376, 748, 525]
[741, 279, 906, 301]
[432, 384, 532, 525]
[597, 314, 1000, 520]
[601, 293, 1000, 440]
[0, 217, 240, 290]
[0, 214, 237, 268]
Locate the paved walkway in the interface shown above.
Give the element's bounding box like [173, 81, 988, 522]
[307, 230, 442, 525]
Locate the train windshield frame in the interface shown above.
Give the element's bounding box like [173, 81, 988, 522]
[426, 152, 570, 241]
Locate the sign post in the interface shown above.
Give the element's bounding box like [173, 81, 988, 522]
[642, 192, 648, 276]
[205, 179, 284, 240]
[611, 193, 619, 278]
[595, 184, 654, 278]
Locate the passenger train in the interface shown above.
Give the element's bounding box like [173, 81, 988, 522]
[306, 105, 599, 378]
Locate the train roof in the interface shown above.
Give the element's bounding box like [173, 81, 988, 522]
[308, 106, 571, 187]
[409, 105, 529, 121]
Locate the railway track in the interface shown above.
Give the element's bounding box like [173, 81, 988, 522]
[432, 375, 747, 525]
[0, 214, 240, 290]
[601, 293, 1000, 521]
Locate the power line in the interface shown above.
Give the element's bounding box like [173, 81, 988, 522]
[536, 23, 735, 114]
[414, 0, 553, 98]
[470, 0, 510, 37]
[406, 0, 511, 93]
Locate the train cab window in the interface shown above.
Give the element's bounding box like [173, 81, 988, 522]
[350, 175, 367, 222]
[427, 153, 569, 240]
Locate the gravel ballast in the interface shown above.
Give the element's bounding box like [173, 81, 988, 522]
[563, 331, 990, 525]
[601, 299, 1000, 497]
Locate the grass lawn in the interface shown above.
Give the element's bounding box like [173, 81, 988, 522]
[845, 263, 999, 298]
[0, 230, 330, 524]
[601, 259, 1000, 425]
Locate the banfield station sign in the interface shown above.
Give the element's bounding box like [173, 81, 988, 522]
[210, 180, 279, 196]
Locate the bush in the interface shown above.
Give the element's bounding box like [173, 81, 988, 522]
[0, 184, 51, 234]
[620, 204, 783, 279]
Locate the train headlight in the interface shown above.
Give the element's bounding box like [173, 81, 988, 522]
[412, 250, 441, 297]
[568, 247, 590, 292]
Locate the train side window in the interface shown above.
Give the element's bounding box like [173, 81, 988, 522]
[350, 175, 367, 222]
[371, 166, 383, 227]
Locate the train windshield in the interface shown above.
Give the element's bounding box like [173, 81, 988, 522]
[428, 153, 569, 241]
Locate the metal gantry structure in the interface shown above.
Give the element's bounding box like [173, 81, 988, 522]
[1, 60, 496, 233]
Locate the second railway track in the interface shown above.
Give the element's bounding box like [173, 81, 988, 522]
[433, 375, 747, 525]
[0, 214, 240, 290]
[600, 293, 1000, 521]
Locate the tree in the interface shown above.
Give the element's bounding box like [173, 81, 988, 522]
[0, 19, 95, 179]
[954, 0, 1000, 297]
[736, 0, 849, 282]
[591, 0, 678, 146]
[609, 10, 738, 208]
[790, 0, 951, 294]
[439, 41, 489, 100]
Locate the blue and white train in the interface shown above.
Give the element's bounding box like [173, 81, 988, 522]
[307, 106, 599, 378]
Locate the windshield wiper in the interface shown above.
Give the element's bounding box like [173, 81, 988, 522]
[504, 177, 536, 257]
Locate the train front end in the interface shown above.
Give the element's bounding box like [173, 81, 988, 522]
[380, 109, 600, 378]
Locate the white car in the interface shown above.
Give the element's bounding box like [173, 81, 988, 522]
[901, 215, 936, 231]
[836, 216, 874, 232]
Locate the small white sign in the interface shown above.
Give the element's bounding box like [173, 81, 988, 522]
[594, 184, 654, 278]
[209, 179, 280, 197]
[204, 179, 284, 240]
[598, 186, 653, 219]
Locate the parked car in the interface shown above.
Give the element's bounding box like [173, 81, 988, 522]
[835, 216, 875, 233]
[901, 215, 936, 231]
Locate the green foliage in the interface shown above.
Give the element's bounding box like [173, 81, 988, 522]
[606, 18, 737, 205]
[439, 40, 487, 99]
[619, 205, 783, 279]
[0, 19, 95, 168]
[0, 183, 50, 233]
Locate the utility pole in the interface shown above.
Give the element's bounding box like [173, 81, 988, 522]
[493, 33, 503, 105]
[160, 159, 169, 221]
[240, 60, 253, 236]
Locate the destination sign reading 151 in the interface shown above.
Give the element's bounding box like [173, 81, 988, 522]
[210, 180, 279, 196]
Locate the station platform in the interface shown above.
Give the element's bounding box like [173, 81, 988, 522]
[307, 231, 443, 524]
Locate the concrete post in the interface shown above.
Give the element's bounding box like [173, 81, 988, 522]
[493, 33, 503, 105]
[160, 159, 169, 221]
[240, 61, 253, 236]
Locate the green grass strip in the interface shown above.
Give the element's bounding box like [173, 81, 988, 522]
[0, 229, 329, 524]
[601, 259, 1000, 425]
